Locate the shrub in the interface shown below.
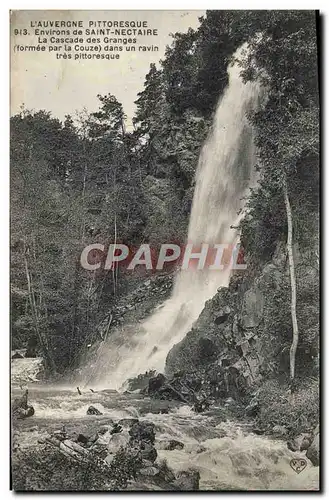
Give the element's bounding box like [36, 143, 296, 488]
[256, 377, 319, 437]
[12, 444, 141, 491]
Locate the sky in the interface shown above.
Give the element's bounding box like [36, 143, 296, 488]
[11, 10, 205, 129]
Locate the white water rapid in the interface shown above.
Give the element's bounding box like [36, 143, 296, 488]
[88, 49, 261, 389]
[11, 381, 319, 491]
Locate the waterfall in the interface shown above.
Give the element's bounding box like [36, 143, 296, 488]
[87, 48, 261, 389]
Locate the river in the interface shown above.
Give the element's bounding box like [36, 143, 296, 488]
[12, 374, 319, 491]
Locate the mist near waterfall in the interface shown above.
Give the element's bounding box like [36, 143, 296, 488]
[84, 48, 261, 390]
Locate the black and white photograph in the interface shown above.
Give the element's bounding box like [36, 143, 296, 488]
[10, 9, 320, 491]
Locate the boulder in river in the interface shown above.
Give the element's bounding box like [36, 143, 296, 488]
[140, 442, 157, 462]
[86, 405, 103, 415]
[77, 433, 89, 445]
[157, 439, 184, 451]
[12, 389, 35, 419]
[12, 389, 28, 412]
[106, 431, 130, 459]
[306, 433, 320, 466]
[287, 433, 312, 452]
[110, 423, 123, 435]
[118, 418, 139, 428]
[172, 470, 200, 491]
[300, 434, 313, 451]
[127, 370, 157, 392]
[129, 421, 156, 444]
[11, 351, 25, 359]
[15, 405, 35, 419]
[98, 423, 112, 434]
[128, 421, 157, 463]
[192, 397, 210, 413]
[148, 373, 167, 394]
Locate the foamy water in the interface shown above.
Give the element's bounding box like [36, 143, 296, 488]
[12, 383, 319, 491]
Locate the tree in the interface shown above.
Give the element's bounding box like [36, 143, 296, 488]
[239, 11, 319, 383]
[283, 177, 298, 381]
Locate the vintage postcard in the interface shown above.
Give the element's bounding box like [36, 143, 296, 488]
[10, 10, 320, 491]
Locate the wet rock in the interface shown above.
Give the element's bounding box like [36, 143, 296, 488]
[127, 370, 157, 392]
[157, 460, 176, 483]
[192, 398, 210, 413]
[110, 423, 123, 435]
[12, 351, 24, 359]
[172, 470, 200, 491]
[25, 346, 37, 358]
[148, 406, 170, 414]
[140, 442, 157, 462]
[118, 418, 139, 428]
[98, 424, 111, 435]
[300, 435, 313, 451]
[86, 405, 103, 415]
[306, 433, 319, 466]
[185, 443, 207, 454]
[106, 431, 130, 456]
[313, 424, 319, 436]
[129, 421, 156, 444]
[287, 439, 300, 452]
[12, 389, 29, 412]
[287, 433, 312, 452]
[77, 433, 89, 445]
[15, 405, 35, 419]
[148, 373, 166, 394]
[139, 466, 159, 477]
[157, 439, 184, 451]
[252, 427, 265, 436]
[87, 433, 99, 446]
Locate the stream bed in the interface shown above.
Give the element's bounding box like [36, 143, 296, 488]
[12, 381, 319, 491]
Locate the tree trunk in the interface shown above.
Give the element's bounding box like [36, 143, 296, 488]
[23, 244, 56, 372]
[283, 176, 299, 383]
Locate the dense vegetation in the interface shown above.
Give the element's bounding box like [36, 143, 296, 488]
[11, 10, 319, 376]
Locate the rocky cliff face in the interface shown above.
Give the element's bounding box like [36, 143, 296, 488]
[165, 240, 319, 401]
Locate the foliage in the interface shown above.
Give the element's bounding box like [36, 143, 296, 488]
[12, 444, 140, 491]
[239, 11, 319, 262]
[256, 378, 319, 437]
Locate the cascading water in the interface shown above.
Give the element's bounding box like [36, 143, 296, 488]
[88, 48, 261, 389]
